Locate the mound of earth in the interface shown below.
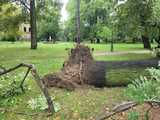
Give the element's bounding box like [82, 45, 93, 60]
[42, 44, 106, 90]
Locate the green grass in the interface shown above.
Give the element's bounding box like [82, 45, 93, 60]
[0, 42, 156, 120]
[96, 53, 153, 61]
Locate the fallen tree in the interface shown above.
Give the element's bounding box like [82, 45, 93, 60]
[42, 44, 159, 90]
[0, 63, 54, 114]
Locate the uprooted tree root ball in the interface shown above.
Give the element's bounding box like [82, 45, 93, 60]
[42, 44, 106, 90]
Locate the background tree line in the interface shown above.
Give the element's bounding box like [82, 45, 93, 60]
[65, 0, 160, 49]
[0, 0, 160, 49]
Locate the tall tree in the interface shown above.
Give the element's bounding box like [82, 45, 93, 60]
[0, 1, 25, 41]
[36, 0, 62, 42]
[66, 0, 113, 42]
[30, 0, 37, 49]
[116, 0, 153, 49]
[152, 0, 160, 48]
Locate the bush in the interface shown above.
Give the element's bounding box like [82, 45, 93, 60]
[1, 36, 16, 42]
[126, 68, 160, 103]
[155, 48, 160, 57]
[0, 72, 28, 99]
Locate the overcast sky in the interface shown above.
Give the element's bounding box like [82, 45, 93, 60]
[61, 0, 69, 22]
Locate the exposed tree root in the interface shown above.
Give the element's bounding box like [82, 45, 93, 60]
[42, 44, 106, 90]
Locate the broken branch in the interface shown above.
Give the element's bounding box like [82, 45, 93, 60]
[95, 101, 137, 120]
[95, 100, 160, 120]
[0, 63, 54, 114]
[20, 67, 31, 92]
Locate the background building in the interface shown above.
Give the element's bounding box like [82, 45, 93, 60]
[19, 23, 31, 40]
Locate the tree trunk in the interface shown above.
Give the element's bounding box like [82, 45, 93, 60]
[30, 0, 37, 49]
[158, 36, 160, 48]
[142, 35, 151, 49]
[76, 0, 80, 44]
[158, 27, 160, 48]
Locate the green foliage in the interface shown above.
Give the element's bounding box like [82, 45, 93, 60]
[0, 3, 24, 41]
[0, 112, 5, 120]
[0, 74, 22, 98]
[155, 48, 160, 57]
[152, 0, 160, 21]
[97, 26, 112, 42]
[126, 68, 160, 103]
[65, 0, 160, 43]
[128, 111, 139, 120]
[1, 35, 16, 42]
[65, 0, 113, 42]
[37, 0, 61, 41]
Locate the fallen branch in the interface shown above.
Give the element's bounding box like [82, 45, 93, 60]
[0, 63, 54, 114]
[31, 66, 55, 113]
[95, 101, 137, 120]
[19, 67, 31, 92]
[95, 100, 160, 120]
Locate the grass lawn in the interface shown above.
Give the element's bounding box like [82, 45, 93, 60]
[0, 42, 156, 120]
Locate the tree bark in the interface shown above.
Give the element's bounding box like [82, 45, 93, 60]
[157, 27, 160, 48]
[30, 0, 37, 49]
[158, 36, 160, 48]
[142, 35, 151, 49]
[76, 0, 81, 44]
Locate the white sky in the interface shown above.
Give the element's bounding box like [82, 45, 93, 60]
[61, 0, 69, 22]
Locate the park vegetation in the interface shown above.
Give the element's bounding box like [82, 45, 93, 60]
[0, 0, 160, 120]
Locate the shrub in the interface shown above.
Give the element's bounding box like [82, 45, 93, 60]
[155, 48, 160, 57]
[1, 36, 16, 42]
[126, 68, 160, 103]
[0, 73, 28, 99]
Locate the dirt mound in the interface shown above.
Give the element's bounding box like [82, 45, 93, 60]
[42, 44, 106, 90]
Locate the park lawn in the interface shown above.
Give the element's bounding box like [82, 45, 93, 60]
[0, 42, 156, 120]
